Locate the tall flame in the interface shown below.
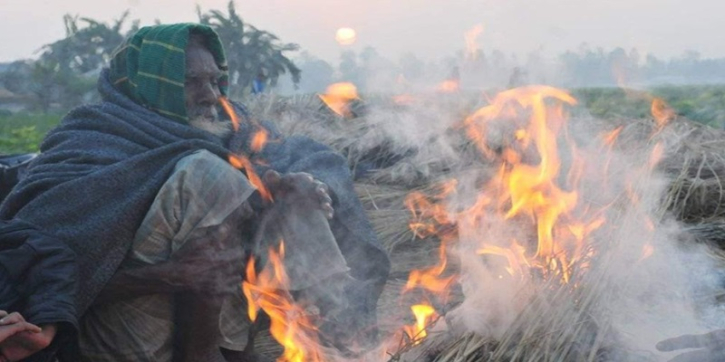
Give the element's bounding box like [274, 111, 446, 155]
[464, 24, 484, 61]
[651, 97, 675, 129]
[242, 243, 325, 362]
[219, 97, 240, 132]
[221, 97, 273, 202]
[407, 86, 608, 289]
[467, 86, 593, 282]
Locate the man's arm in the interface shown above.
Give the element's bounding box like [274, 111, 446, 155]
[93, 242, 244, 306]
[92, 263, 185, 305]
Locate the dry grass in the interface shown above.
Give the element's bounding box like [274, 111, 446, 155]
[241, 93, 725, 361]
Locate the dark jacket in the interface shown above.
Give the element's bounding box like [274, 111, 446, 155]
[0, 219, 78, 362]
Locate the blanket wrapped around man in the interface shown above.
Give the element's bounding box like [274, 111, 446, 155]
[0, 23, 389, 361]
[0, 219, 77, 362]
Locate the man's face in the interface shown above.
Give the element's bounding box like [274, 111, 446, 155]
[184, 38, 230, 137]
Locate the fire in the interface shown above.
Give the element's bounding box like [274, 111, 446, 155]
[639, 243, 655, 262]
[602, 126, 623, 146]
[397, 85, 639, 351]
[401, 183, 458, 346]
[437, 80, 460, 93]
[403, 304, 438, 345]
[477, 240, 531, 278]
[335, 27, 357, 46]
[651, 97, 675, 128]
[407, 86, 612, 289]
[219, 97, 240, 132]
[464, 24, 484, 61]
[393, 94, 416, 106]
[465, 87, 591, 282]
[251, 128, 269, 153]
[228, 154, 273, 202]
[242, 243, 325, 362]
[648, 142, 664, 170]
[405, 238, 455, 296]
[221, 97, 273, 202]
[319, 82, 359, 117]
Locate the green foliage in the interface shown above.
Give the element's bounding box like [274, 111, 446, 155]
[0, 126, 44, 153]
[0, 113, 61, 154]
[652, 85, 725, 127]
[197, 1, 301, 97]
[572, 85, 725, 128]
[573, 88, 652, 120]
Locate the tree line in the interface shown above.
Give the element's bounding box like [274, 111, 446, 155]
[2, 1, 725, 112]
[0, 1, 300, 112]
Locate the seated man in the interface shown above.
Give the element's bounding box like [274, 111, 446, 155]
[0, 23, 389, 362]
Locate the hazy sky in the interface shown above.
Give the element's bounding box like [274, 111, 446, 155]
[1, 0, 723, 63]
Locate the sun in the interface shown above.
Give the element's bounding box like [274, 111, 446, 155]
[335, 27, 357, 46]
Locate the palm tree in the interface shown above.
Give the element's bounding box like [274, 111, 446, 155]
[40, 11, 139, 75]
[198, 1, 301, 97]
[26, 11, 139, 111]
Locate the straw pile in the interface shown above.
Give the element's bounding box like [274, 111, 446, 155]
[241, 93, 725, 361]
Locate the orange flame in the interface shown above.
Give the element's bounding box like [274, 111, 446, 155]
[219, 97, 240, 132]
[437, 80, 460, 93]
[393, 94, 416, 106]
[403, 304, 438, 345]
[251, 128, 269, 153]
[602, 126, 623, 146]
[639, 243, 655, 262]
[405, 238, 455, 296]
[477, 239, 531, 278]
[397, 83, 667, 353]
[651, 98, 675, 128]
[464, 24, 484, 61]
[648, 142, 664, 170]
[319, 82, 359, 117]
[411, 86, 607, 285]
[242, 243, 325, 362]
[221, 97, 273, 202]
[471, 87, 583, 281]
[401, 182, 458, 346]
[228, 154, 273, 202]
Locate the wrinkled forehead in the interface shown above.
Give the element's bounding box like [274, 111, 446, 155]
[185, 37, 222, 77]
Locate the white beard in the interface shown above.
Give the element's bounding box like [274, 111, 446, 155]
[189, 118, 233, 138]
[188, 107, 233, 138]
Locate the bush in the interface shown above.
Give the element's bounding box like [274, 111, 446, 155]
[0, 113, 61, 154]
[0, 126, 44, 154]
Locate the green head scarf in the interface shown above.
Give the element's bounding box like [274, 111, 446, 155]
[109, 23, 229, 123]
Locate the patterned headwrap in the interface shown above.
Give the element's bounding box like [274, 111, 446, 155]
[109, 23, 229, 123]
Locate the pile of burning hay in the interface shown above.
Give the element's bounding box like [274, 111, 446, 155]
[241, 86, 725, 361]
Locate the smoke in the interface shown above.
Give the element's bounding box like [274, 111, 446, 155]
[331, 88, 725, 360]
[249, 75, 725, 361]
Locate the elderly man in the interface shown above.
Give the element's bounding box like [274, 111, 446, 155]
[0, 23, 389, 362]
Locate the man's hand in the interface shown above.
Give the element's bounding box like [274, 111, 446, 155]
[166, 236, 245, 295]
[657, 329, 725, 362]
[264, 170, 334, 219]
[0, 311, 55, 362]
[94, 238, 244, 304]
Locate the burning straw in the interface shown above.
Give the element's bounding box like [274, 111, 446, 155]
[238, 86, 725, 361]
